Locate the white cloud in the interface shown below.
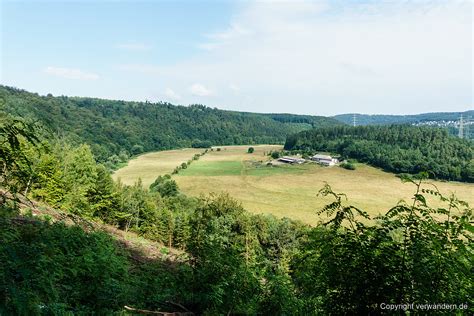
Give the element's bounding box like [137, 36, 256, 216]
[114, 1, 472, 115]
[207, 23, 250, 41]
[202, 1, 472, 114]
[190, 83, 213, 97]
[229, 84, 240, 93]
[116, 64, 161, 74]
[197, 42, 221, 51]
[199, 23, 251, 51]
[43, 66, 99, 80]
[117, 43, 150, 51]
[339, 62, 378, 77]
[164, 88, 181, 101]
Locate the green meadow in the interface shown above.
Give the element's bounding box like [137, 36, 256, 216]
[115, 145, 474, 225]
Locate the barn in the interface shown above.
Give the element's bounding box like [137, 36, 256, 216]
[278, 156, 306, 164]
[311, 154, 339, 166]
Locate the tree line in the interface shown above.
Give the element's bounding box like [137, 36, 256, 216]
[284, 125, 474, 182]
[0, 85, 338, 168]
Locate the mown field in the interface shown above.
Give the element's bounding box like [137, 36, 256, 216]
[114, 145, 474, 225]
[112, 148, 204, 186]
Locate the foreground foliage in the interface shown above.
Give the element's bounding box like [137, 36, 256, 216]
[294, 178, 473, 314]
[0, 218, 130, 314]
[1, 114, 472, 314]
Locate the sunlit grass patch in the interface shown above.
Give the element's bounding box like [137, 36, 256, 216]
[244, 163, 312, 176]
[178, 160, 243, 176]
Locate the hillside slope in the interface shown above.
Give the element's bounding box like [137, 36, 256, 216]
[285, 125, 474, 182]
[3, 190, 185, 263]
[0, 192, 194, 315]
[0, 85, 340, 161]
[333, 110, 473, 125]
[333, 111, 474, 139]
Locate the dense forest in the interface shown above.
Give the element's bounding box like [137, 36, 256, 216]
[285, 125, 474, 182]
[0, 85, 339, 164]
[1, 107, 473, 314]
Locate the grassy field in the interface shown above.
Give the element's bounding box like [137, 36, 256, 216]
[114, 145, 474, 225]
[112, 148, 204, 186]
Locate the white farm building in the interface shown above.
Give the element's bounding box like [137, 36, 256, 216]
[278, 156, 306, 164]
[311, 154, 339, 166]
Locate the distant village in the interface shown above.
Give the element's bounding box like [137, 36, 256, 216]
[412, 119, 473, 139]
[412, 119, 473, 128]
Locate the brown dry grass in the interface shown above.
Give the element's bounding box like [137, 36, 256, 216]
[115, 145, 474, 225]
[112, 148, 204, 186]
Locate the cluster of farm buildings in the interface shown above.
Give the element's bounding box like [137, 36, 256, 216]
[277, 154, 339, 166]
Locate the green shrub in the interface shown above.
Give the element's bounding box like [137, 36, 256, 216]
[341, 162, 356, 170]
[191, 140, 212, 148]
[0, 218, 130, 314]
[149, 174, 179, 197]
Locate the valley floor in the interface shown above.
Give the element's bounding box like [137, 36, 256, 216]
[114, 145, 474, 225]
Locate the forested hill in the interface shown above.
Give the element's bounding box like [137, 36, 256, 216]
[285, 125, 474, 182]
[0, 85, 339, 161]
[333, 111, 473, 126]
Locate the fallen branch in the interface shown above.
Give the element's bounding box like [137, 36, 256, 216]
[165, 301, 191, 313]
[124, 305, 194, 315]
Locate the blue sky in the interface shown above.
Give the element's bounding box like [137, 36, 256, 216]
[1, 0, 472, 115]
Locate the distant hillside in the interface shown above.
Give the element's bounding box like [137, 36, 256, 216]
[0, 85, 339, 161]
[333, 111, 474, 125]
[333, 111, 474, 139]
[285, 125, 474, 182]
